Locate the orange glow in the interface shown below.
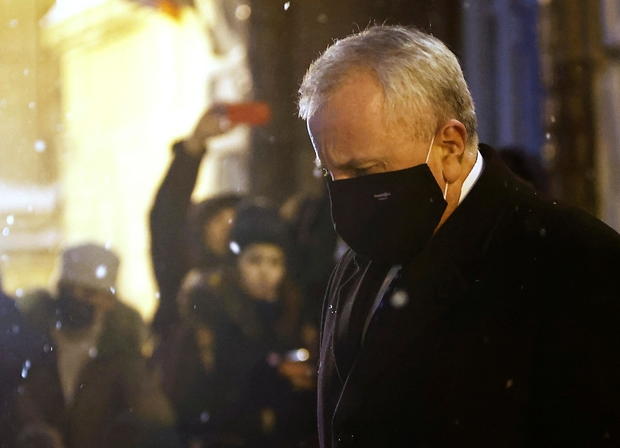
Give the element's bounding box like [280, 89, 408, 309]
[157, 0, 183, 20]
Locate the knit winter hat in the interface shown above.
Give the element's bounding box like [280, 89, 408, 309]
[228, 202, 291, 257]
[58, 243, 120, 292]
[191, 193, 243, 230]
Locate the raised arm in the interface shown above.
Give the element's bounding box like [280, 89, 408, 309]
[150, 105, 234, 336]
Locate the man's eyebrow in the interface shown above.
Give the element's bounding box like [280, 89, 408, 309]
[333, 158, 384, 171]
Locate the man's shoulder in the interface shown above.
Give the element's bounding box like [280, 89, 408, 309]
[493, 184, 619, 250]
[501, 195, 620, 297]
[534, 198, 620, 254]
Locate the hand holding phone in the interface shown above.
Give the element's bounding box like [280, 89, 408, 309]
[184, 102, 272, 156]
[224, 102, 271, 126]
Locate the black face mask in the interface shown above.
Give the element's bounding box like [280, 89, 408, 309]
[327, 163, 447, 263]
[56, 294, 96, 331]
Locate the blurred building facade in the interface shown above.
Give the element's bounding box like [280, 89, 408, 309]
[538, 0, 620, 231]
[597, 0, 620, 231]
[462, 0, 543, 156]
[0, 0, 250, 318]
[0, 0, 61, 296]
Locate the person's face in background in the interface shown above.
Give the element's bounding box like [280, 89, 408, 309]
[203, 207, 236, 256]
[237, 243, 286, 302]
[56, 282, 114, 335]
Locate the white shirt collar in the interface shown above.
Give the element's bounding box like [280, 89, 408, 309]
[458, 150, 484, 204]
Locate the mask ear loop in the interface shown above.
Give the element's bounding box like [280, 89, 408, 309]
[425, 135, 435, 165]
[426, 135, 449, 200]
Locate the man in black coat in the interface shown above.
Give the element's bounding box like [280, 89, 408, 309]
[297, 25, 620, 447]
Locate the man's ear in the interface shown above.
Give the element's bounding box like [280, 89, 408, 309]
[438, 119, 468, 183]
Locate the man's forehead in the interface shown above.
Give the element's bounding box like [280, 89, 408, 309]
[314, 75, 384, 123]
[308, 82, 385, 150]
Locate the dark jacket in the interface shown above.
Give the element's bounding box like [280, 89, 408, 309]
[0, 293, 41, 448]
[156, 268, 315, 447]
[150, 142, 239, 337]
[318, 144, 620, 448]
[150, 142, 204, 336]
[16, 291, 177, 448]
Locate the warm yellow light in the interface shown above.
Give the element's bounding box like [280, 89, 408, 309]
[43, 1, 216, 319]
[235, 4, 251, 21]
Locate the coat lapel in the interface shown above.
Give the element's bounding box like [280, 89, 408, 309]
[331, 248, 474, 429]
[317, 251, 365, 448]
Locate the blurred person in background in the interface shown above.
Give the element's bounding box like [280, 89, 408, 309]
[155, 201, 317, 448]
[281, 187, 338, 329]
[0, 272, 41, 448]
[280, 188, 341, 367]
[150, 105, 242, 337]
[15, 243, 178, 448]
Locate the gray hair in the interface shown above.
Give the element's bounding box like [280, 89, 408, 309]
[298, 25, 478, 151]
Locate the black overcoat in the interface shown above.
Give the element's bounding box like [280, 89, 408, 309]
[318, 145, 620, 447]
